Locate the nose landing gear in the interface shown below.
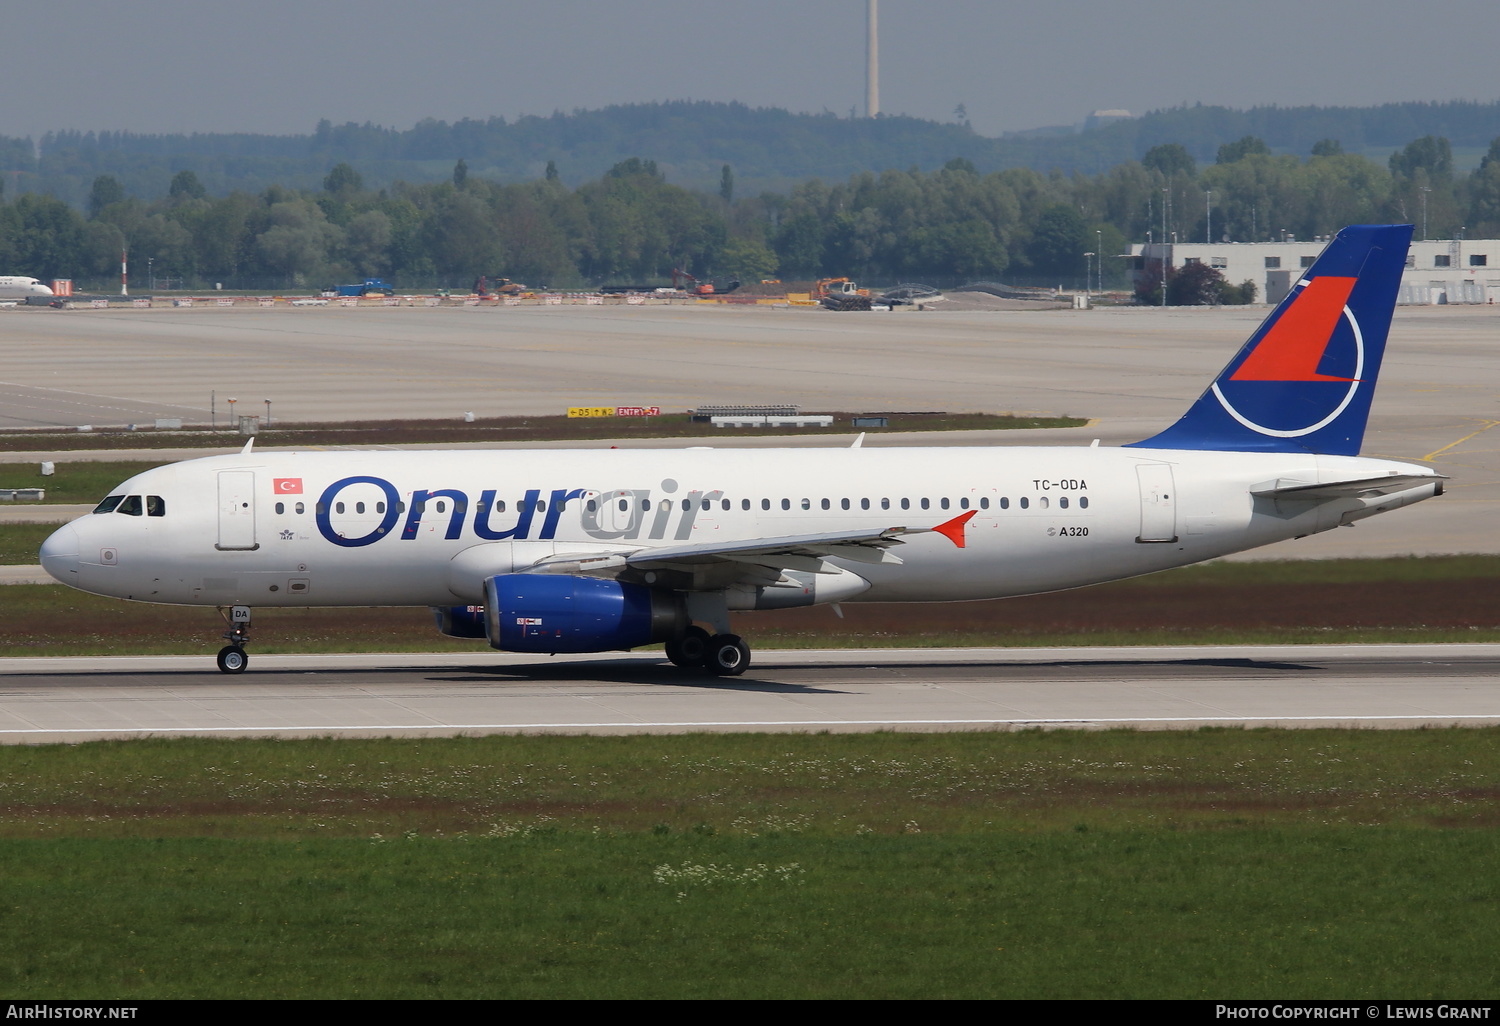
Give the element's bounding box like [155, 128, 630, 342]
[216, 605, 252, 674]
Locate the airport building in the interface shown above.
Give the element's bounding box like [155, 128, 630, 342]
[1126, 237, 1500, 305]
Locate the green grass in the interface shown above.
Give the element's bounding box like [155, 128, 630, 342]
[0, 523, 51, 564]
[1, 731, 1498, 998]
[0, 461, 162, 504]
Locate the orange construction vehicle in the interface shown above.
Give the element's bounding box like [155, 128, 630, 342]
[812, 277, 872, 311]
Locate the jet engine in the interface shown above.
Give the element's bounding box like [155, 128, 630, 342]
[481, 573, 685, 653]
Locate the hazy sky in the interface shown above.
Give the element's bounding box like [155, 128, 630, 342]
[4, 0, 1497, 142]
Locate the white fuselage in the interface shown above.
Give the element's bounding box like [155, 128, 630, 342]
[40, 445, 1441, 610]
[0, 276, 54, 299]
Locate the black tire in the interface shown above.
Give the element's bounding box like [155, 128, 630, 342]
[216, 645, 248, 674]
[666, 625, 712, 668]
[706, 634, 750, 677]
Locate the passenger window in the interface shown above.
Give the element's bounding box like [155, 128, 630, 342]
[536, 500, 546, 512]
[336, 502, 346, 514]
[723, 500, 731, 511]
[801, 498, 811, 510]
[1079, 496, 1090, 509]
[586, 499, 597, 512]
[781, 499, 790, 510]
[93, 495, 124, 514]
[701, 499, 711, 511]
[920, 498, 930, 510]
[1039, 496, 1050, 509]
[959, 497, 969, 510]
[146, 495, 165, 517]
[841, 498, 850, 510]
[1020, 497, 1030, 509]
[296, 502, 305, 515]
[497, 500, 508, 513]
[618, 499, 629, 512]
[980, 497, 989, 510]
[900, 498, 910, 510]
[999, 497, 1009, 509]
[376, 502, 385, 513]
[741, 499, 750, 511]
[940, 498, 950, 510]
[860, 498, 870, 510]
[357, 502, 367, 514]
[761, 499, 770, 511]
[275, 502, 285, 515]
[1059, 496, 1069, 509]
[881, 498, 890, 510]
[820, 499, 830, 510]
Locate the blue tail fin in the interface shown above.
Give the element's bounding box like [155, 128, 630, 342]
[1126, 223, 1413, 455]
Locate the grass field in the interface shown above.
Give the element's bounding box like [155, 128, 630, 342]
[4, 554, 1498, 655]
[0, 730, 1497, 998]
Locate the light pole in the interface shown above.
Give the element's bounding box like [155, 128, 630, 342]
[1205, 190, 1212, 244]
[264, 399, 272, 428]
[1161, 188, 1169, 307]
[1096, 229, 1103, 292]
[1420, 186, 1431, 241]
[226, 398, 237, 432]
[1083, 253, 1094, 295]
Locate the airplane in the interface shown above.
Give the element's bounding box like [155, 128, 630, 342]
[0, 276, 54, 301]
[39, 224, 1443, 676]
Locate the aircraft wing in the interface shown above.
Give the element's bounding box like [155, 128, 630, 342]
[520, 512, 976, 588]
[1252, 474, 1446, 501]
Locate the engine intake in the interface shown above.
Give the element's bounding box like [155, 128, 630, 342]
[483, 573, 685, 653]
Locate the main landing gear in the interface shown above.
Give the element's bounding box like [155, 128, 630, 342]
[216, 605, 252, 674]
[665, 624, 751, 676]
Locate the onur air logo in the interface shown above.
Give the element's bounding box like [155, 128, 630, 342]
[1211, 275, 1364, 438]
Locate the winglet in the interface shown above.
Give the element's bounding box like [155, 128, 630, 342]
[240, 438, 255, 455]
[932, 510, 978, 548]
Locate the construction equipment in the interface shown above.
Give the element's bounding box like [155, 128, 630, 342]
[472, 276, 526, 297]
[671, 267, 741, 296]
[813, 277, 872, 311]
[333, 278, 395, 297]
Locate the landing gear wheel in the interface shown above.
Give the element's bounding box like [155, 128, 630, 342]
[706, 634, 750, 677]
[216, 645, 248, 674]
[665, 625, 712, 668]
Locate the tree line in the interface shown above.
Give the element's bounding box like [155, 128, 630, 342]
[1, 133, 1497, 295]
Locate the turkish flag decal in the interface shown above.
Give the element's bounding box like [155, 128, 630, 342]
[274, 478, 304, 494]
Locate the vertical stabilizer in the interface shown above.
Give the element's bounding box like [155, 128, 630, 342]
[1127, 224, 1413, 455]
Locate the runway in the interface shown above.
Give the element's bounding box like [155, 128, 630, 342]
[1, 644, 1498, 742]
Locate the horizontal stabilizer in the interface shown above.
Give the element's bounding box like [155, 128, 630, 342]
[1252, 473, 1446, 501]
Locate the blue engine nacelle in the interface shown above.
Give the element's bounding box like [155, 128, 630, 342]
[483, 574, 686, 654]
[432, 604, 488, 639]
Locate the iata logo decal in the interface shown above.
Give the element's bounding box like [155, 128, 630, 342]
[1211, 276, 1364, 437]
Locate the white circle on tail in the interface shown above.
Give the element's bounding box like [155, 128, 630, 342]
[1209, 304, 1364, 438]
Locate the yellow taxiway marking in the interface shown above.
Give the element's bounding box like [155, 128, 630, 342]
[1423, 420, 1500, 463]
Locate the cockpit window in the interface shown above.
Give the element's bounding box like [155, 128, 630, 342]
[93, 495, 124, 514]
[146, 495, 165, 517]
[116, 495, 143, 516]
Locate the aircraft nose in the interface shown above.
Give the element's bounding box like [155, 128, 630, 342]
[39, 523, 80, 583]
